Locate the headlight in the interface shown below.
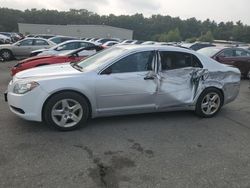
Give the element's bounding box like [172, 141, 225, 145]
[13, 81, 39, 94]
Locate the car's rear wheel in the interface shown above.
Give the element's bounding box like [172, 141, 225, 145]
[195, 88, 223, 118]
[0, 49, 13, 61]
[44, 92, 89, 131]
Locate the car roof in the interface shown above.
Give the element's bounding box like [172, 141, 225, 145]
[116, 44, 196, 54]
[201, 46, 247, 51]
[22, 37, 48, 40]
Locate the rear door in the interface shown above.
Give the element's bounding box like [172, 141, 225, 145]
[33, 39, 50, 51]
[156, 51, 204, 108]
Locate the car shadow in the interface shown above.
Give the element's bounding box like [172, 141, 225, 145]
[14, 110, 197, 133]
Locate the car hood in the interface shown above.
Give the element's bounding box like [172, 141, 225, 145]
[20, 55, 57, 63]
[15, 63, 82, 79]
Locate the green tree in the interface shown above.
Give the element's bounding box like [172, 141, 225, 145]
[199, 31, 214, 42]
[1, 8, 250, 42]
[158, 28, 182, 42]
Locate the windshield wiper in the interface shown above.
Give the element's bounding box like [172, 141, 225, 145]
[70, 62, 83, 72]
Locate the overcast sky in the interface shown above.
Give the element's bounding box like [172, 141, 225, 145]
[1, 0, 250, 25]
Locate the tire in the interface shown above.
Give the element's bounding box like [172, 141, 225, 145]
[0, 49, 13, 61]
[43, 91, 89, 131]
[195, 88, 223, 118]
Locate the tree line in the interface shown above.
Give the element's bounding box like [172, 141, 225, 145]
[0, 7, 250, 43]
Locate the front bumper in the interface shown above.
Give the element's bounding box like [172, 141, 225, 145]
[6, 86, 49, 122]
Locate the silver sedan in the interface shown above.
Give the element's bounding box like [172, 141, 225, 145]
[6, 45, 241, 131]
[0, 38, 55, 61]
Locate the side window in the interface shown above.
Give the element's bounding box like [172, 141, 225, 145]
[221, 49, 234, 57]
[34, 39, 49, 46]
[62, 38, 75, 42]
[57, 42, 78, 51]
[80, 42, 94, 48]
[51, 38, 61, 44]
[160, 51, 196, 71]
[103, 51, 154, 74]
[235, 49, 250, 57]
[19, 39, 33, 46]
[192, 55, 203, 68]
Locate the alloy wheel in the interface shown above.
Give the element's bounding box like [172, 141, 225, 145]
[201, 92, 221, 115]
[51, 99, 83, 128]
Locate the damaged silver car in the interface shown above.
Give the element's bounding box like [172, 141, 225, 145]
[6, 45, 241, 130]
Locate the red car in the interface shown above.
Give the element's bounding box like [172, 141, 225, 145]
[198, 47, 250, 78]
[11, 46, 103, 76]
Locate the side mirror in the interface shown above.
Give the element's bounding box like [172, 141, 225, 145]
[16, 42, 21, 46]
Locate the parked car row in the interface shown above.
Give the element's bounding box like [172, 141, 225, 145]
[1, 32, 250, 79]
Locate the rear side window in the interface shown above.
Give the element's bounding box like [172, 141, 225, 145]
[34, 39, 49, 46]
[160, 51, 202, 71]
[19, 39, 33, 46]
[221, 49, 234, 57]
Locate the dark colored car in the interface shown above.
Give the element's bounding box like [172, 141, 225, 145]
[198, 47, 250, 78]
[11, 46, 104, 76]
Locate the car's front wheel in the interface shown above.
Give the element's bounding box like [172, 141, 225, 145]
[195, 88, 223, 118]
[43, 92, 89, 131]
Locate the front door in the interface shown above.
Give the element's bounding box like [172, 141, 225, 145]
[12, 39, 34, 57]
[95, 51, 158, 115]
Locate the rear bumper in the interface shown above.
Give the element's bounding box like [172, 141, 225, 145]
[223, 82, 241, 105]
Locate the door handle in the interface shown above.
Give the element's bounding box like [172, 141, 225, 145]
[144, 76, 155, 80]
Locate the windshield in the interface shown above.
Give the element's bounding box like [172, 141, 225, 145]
[77, 47, 126, 70]
[197, 47, 221, 57]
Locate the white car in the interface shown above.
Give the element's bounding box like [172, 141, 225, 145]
[102, 41, 119, 47]
[0, 38, 55, 61]
[5, 45, 240, 131]
[30, 40, 99, 56]
[0, 34, 11, 44]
